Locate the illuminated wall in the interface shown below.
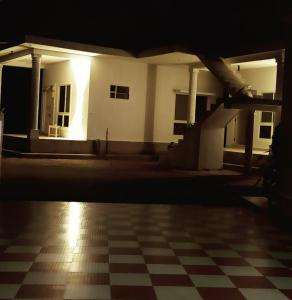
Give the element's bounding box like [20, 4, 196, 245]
[87, 58, 223, 143]
[42, 58, 91, 140]
[44, 56, 223, 143]
[238, 66, 277, 95]
[87, 57, 148, 142]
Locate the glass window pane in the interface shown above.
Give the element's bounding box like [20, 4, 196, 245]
[117, 86, 129, 94]
[116, 93, 129, 99]
[260, 125, 272, 139]
[59, 86, 65, 112]
[64, 115, 69, 127]
[65, 85, 71, 112]
[110, 85, 116, 92]
[173, 122, 187, 135]
[57, 115, 63, 126]
[110, 92, 115, 98]
[116, 86, 129, 99]
[261, 111, 273, 123]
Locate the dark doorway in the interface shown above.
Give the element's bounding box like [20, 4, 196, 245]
[1, 66, 31, 134]
[1, 66, 43, 134]
[195, 95, 207, 122]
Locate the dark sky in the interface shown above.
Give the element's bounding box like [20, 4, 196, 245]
[0, 0, 290, 56]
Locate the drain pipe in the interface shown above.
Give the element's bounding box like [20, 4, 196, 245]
[198, 55, 254, 173]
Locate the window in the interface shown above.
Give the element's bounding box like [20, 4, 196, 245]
[57, 85, 71, 127]
[173, 123, 187, 135]
[175, 94, 188, 121]
[259, 125, 272, 139]
[110, 85, 129, 99]
[261, 111, 273, 123]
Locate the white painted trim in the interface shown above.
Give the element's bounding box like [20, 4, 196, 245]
[173, 88, 216, 96]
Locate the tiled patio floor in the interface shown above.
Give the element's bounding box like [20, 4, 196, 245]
[0, 200, 291, 299]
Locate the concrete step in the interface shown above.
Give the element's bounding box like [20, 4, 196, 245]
[224, 150, 267, 167]
[223, 163, 260, 173]
[242, 196, 269, 209]
[105, 153, 158, 161]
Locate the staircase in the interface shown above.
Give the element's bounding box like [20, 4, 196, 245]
[161, 99, 239, 170]
[160, 55, 253, 170]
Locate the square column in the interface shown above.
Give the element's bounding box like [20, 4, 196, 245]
[29, 53, 41, 139]
[187, 67, 199, 125]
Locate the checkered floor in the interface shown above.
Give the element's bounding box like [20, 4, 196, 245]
[0, 201, 292, 299]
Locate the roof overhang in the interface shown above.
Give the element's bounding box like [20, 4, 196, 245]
[0, 35, 286, 68]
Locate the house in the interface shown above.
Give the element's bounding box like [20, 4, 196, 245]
[0, 35, 283, 169]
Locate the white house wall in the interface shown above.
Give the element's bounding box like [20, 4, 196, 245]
[239, 66, 277, 95]
[87, 57, 148, 142]
[42, 59, 91, 140]
[153, 66, 223, 143]
[225, 66, 277, 148]
[153, 65, 189, 143]
[86, 58, 222, 146]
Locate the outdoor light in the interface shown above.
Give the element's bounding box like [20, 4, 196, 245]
[68, 58, 91, 140]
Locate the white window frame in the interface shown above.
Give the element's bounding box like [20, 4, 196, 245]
[57, 84, 71, 128]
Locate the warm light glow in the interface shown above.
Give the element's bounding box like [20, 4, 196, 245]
[67, 202, 81, 248]
[68, 58, 91, 140]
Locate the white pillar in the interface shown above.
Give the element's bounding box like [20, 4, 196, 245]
[187, 67, 199, 125]
[29, 53, 41, 139]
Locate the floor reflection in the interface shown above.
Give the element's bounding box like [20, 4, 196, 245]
[67, 202, 81, 248]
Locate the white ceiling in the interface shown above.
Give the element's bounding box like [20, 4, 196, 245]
[231, 59, 277, 70]
[4, 54, 68, 68]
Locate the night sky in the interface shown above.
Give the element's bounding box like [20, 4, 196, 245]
[0, 0, 291, 56]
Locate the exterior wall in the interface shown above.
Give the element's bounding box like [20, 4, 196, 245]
[226, 66, 277, 148]
[226, 117, 236, 146]
[235, 110, 248, 145]
[42, 58, 91, 140]
[153, 67, 222, 143]
[239, 66, 277, 95]
[87, 57, 149, 143]
[199, 128, 225, 169]
[88, 58, 223, 146]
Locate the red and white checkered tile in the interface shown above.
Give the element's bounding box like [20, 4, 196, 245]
[0, 201, 292, 299]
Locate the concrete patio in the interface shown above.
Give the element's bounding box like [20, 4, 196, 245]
[0, 157, 260, 203]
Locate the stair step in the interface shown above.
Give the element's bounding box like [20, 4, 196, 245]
[223, 163, 260, 173]
[242, 196, 269, 209]
[105, 154, 158, 161]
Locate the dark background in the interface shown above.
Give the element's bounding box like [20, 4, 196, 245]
[0, 0, 291, 134]
[0, 0, 291, 56]
[1, 66, 31, 134]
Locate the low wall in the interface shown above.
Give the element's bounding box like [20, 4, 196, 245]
[3, 135, 168, 155]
